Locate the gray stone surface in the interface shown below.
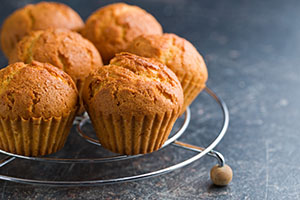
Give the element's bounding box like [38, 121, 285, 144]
[0, 0, 300, 199]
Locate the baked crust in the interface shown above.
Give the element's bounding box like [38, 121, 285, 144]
[0, 61, 78, 119]
[82, 3, 163, 64]
[1, 1, 84, 58]
[83, 52, 183, 116]
[10, 29, 102, 87]
[127, 33, 208, 112]
[9, 29, 102, 114]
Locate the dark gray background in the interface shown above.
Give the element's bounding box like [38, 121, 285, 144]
[0, 0, 300, 199]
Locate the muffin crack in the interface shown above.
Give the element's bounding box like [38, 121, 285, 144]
[114, 17, 128, 43]
[26, 8, 35, 29]
[112, 84, 121, 107]
[58, 52, 68, 72]
[6, 92, 15, 110]
[85, 47, 94, 70]
[154, 84, 175, 103]
[25, 32, 42, 63]
[0, 68, 24, 96]
[31, 90, 40, 114]
[32, 91, 40, 105]
[111, 7, 131, 43]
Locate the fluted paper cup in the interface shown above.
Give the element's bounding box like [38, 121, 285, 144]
[0, 109, 76, 156]
[89, 108, 179, 155]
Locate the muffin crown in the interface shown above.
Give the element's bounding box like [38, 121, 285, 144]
[0, 61, 78, 119]
[82, 3, 163, 63]
[127, 33, 208, 83]
[9, 28, 103, 83]
[0, 2, 84, 58]
[83, 53, 183, 115]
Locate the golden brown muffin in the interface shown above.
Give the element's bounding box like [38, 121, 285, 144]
[127, 33, 208, 113]
[82, 53, 183, 155]
[0, 61, 78, 156]
[1, 1, 84, 58]
[9, 29, 103, 114]
[81, 3, 163, 64]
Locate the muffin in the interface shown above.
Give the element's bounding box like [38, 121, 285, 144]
[81, 3, 163, 64]
[9, 29, 103, 114]
[1, 1, 84, 58]
[0, 61, 78, 156]
[82, 53, 183, 155]
[127, 33, 208, 113]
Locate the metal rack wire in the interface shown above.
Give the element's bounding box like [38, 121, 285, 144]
[0, 87, 229, 186]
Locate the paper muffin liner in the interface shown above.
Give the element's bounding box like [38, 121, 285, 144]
[89, 108, 180, 155]
[0, 109, 76, 157]
[179, 72, 206, 115]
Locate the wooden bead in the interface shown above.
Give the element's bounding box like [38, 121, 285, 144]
[210, 164, 233, 186]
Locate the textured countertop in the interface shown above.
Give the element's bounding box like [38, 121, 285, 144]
[0, 0, 300, 199]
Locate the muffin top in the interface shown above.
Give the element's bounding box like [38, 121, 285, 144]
[9, 29, 103, 84]
[82, 3, 163, 64]
[82, 53, 183, 115]
[0, 61, 78, 119]
[1, 2, 84, 58]
[127, 33, 208, 84]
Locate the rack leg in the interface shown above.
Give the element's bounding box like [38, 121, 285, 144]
[173, 140, 232, 186]
[0, 156, 15, 168]
[73, 112, 88, 125]
[73, 116, 83, 125]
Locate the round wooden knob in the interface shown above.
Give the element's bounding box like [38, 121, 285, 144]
[210, 164, 233, 186]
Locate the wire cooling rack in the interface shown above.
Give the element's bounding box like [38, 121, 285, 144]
[0, 87, 229, 186]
